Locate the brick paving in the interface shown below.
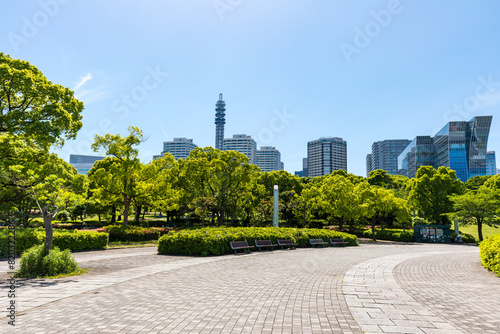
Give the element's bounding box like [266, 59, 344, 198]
[0, 243, 498, 333]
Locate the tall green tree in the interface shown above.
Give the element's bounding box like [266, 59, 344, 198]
[449, 187, 500, 241]
[465, 175, 492, 192]
[407, 166, 464, 224]
[0, 53, 83, 149]
[90, 126, 144, 226]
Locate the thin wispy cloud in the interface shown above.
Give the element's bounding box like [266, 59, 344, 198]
[74, 73, 93, 92]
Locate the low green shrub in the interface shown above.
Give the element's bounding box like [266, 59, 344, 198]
[103, 225, 167, 242]
[351, 228, 414, 242]
[451, 232, 476, 243]
[0, 228, 108, 256]
[158, 227, 358, 256]
[479, 234, 500, 277]
[16, 244, 81, 278]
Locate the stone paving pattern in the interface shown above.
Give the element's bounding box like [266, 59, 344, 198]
[0, 243, 498, 333]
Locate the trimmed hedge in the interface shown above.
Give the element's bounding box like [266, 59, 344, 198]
[479, 234, 500, 277]
[158, 227, 358, 256]
[0, 228, 108, 256]
[351, 228, 414, 242]
[102, 225, 168, 242]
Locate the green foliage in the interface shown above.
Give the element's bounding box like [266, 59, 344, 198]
[0, 228, 108, 255]
[56, 210, 70, 223]
[16, 244, 81, 278]
[103, 225, 164, 242]
[352, 228, 415, 242]
[0, 53, 84, 149]
[158, 227, 358, 256]
[407, 166, 464, 224]
[479, 234, 500, 277]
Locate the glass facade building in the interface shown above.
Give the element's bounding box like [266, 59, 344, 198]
[159, 138, 198, 160]
[255, 146, 284, 172]
[398, 116, 492, 181]
[307, 137, 347, 178]
[486, 151, 497, 175]
[69, 154, 105, 175]
[366, 139, 411, 177]
[223, 134, 257, 164]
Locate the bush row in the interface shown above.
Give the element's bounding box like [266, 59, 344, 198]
[479, 234, 500, 277]
[158, 227, 358, 256]
[102, 225, 169, 242]
[350, 228, 476, 243]
[0, 228, 108, 256]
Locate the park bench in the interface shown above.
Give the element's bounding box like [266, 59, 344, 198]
[229, 241, 255, 255]
[329, 238, 348, 247]
[277, 239, 298, 250]
[309, 238, 328, 248]
[254, 240, 278, 252]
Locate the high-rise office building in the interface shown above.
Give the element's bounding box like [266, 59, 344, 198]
[223, 134, 257, 164]
[486, 151, 497, 175]
[214, 93, 226, 150]
[255, 146, 284, 172]
[302, 158, 308, 177]
[159, 138, 197, 160]
[366, 139, 411, 176]
[69, 154, 105, 175]
[307, 137, 347, 178]
[398, 116, 493, 181]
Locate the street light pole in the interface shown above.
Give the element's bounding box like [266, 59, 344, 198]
[273, 185, 279, 227]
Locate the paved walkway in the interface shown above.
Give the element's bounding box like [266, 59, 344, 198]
[0, 243, 499, 333]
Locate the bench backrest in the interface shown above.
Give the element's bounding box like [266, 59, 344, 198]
[230, 241, 249, 248]
[330, 238, 345, 243]
[309, 238, 325, 243]
[278, 239, 294, 245]
[255, 240, 272, 246]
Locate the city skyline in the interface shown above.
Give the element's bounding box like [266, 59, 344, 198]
[3, 1, 499, 177]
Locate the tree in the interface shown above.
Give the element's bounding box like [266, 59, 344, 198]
[90, 126, 144, 226]
[7, 153, 87, 249]
[357, 182, 410, 241]
[316, 173, 358, 231]
[407, 166, 464, 224]
[368, 169, 410, 198]
[465, 175, 492, 192]
[0, 53, 83, 149]
[449, 187, 500, 241]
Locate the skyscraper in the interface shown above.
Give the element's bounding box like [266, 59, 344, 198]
[69, 154, 105, 175]
[366, 139, 411, 176]
[255, 146, 284, 172]
[223, 134, 257, 164]
[486, 151, 497, 175]
[214, 93, 226, 150]
[307, 137, 347, 178]
[160, 138, 198, 160]
[398, 116, 493, 181]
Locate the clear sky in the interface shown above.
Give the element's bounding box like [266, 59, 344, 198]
[2, 0, 500, 176]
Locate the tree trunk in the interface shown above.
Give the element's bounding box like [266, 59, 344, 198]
[134, 205, 141, 222]
[142, 208, 146, 220]
[98, 213, 101, 222]
[123, 196, 130, 226]
[43, 209, 54, 250]
[111, 205, 116, 223]
[372, 221, 376, 241]
[477, 218, 483, 242]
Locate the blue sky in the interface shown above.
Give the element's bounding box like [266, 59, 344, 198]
[2, 0, 500, 176]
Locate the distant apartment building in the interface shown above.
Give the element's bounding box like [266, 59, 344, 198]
[307, 137, 347, 178]
[255, 146, 284, 172]
[156, 138, 197, 160]
[398, 116, 493, 181]
[486, 151, 497, 175]
[223, 134, 257, 164]
[69, 154, 105, 175]
[366, 139, 411, 177]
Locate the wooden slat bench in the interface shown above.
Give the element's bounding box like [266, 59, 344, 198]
[329, 238, 348, 247]
[309, 238, 328, 248]
[277, 239, 298, 250]
[229, 241, 255, 255]
[254, 240, 278, 252]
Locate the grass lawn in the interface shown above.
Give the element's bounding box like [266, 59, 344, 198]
[453, 224, 500, 241]
[107, 240, 158, 249]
